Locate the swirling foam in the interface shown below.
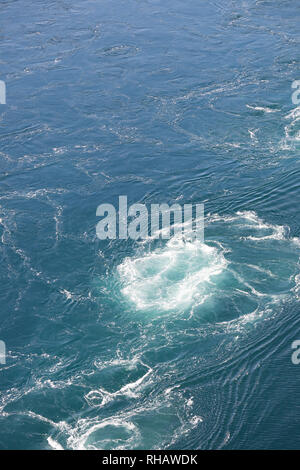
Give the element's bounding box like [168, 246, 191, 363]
[117, 211, 300, 322]
[118, 238, 227, 312]
[282, 106, 300, 149]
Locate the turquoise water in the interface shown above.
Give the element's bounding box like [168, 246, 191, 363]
[1, 0, 300, 449]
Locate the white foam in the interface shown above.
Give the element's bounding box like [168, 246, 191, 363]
[285, 106, 300, 120]
[246, 104, 278, 113]
[116, 211, 300, 321]
[85, 360, 152, 407]
[118, 237, 227, 312]
[67, 417, 140, 450]
[47, 437, 64, 450]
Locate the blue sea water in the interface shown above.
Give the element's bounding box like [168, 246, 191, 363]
[1, 0, 300, 450]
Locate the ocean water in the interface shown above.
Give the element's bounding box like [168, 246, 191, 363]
[1, 0, 300, 450]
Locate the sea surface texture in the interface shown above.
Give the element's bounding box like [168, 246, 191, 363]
[1, 0, 300, 449]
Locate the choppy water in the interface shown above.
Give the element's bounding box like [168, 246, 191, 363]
[1, 0, 300, 450]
